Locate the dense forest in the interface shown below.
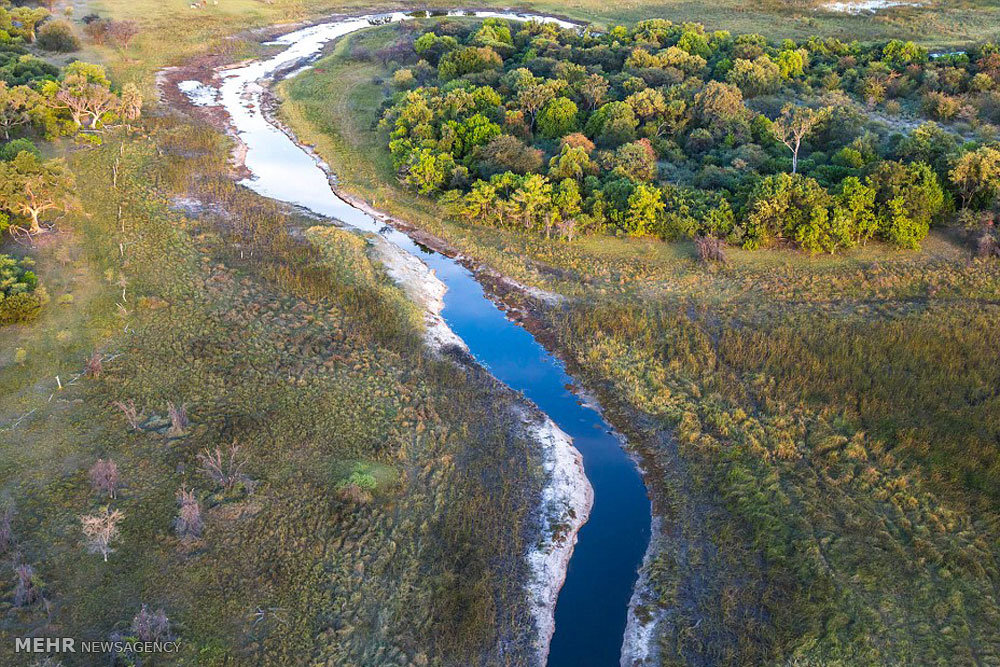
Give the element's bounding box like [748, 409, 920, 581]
[379, 18, 999, 253]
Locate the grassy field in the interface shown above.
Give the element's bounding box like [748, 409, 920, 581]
[0, 91, 553, 667]
[279, 25, 1000, 663]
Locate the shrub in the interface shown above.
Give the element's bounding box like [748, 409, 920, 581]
[0, 254, 47, 325]
[0, 139, 40, 161]
[37, 20, 80, 52]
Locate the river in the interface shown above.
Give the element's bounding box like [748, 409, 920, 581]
[178, 11, 651, 665]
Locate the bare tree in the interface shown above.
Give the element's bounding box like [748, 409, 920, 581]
[771, 104, 828, 174]
[106, 20, 140, 55]
[174, 487, 203, 539]
[114, 399, 141, 430]
[695, 236, 727, 263]
[85, 351, 103, 378]
[13, 564, 42, 607]
[131, 604, 172, 642]
[0, 504, 14, 554]
[167, 403, 188, 436]
[79, 507, 124, 562]
[197, 444, 248, 492]
[88, 459, 119, 499]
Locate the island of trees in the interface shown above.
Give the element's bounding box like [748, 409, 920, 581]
[379, 18, 1000, 254]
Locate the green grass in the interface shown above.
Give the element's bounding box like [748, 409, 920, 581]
[0, 112, 547, 664]
[280, 26, 1000, 663]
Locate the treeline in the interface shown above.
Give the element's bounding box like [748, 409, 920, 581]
[376, 18, 1000, 253]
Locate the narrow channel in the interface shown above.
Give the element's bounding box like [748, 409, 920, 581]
[190, 12, 651, 665]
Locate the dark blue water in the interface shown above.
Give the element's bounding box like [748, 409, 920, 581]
[425, 249, 652, 667]
[206, 12, 654, 661]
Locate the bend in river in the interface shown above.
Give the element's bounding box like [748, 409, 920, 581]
[180, 12, 651, 665]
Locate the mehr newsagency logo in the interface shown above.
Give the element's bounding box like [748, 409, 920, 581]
[15, 636, 181, 655]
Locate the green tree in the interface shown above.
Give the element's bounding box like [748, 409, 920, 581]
[0, 151, 76, 235]
[623, 184, 665, 237]
[399, 148, 454, 195]
[511, 174, 552, 232]
[438, 47, 502, 81]
[950, 146, 1000, 209]
[743, 173, 836, 251]
[866, 161, 944, 248]
[547, 144, 596, 182]
[585, 101, 638, 146]
[537, 97, 578, 139]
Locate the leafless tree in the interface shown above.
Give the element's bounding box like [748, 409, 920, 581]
[167, 402, 188, 436]
[131, 604, 172, 642]
[0, 504, 14, 554]
[106, 20, 140, 55]
[174, 487, 203, 539]
[79, 507, 124, 562]
[197, 444, 248, 492]
[695, 236, 727, 263]
[114, 399, 141, 430]
[88, 459, 120, 499]
[13, 564, 42, 607]
[83, 18, 110, 45]
[85, 351, 103, 378]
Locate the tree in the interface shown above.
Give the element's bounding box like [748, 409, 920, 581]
[950, 146, 1000, 209]
[9, 7, 49, 43]
[771, 104, 828, 174]
[37, 20, 80, 53]
[578, 73, 609, 110]
[0, 83, 43, 140]
[399, 148, 454, 194]
[106, 20, 140, 55]
[80, 507, 125, 562]
[478, 135, 542, 176]
[88, 459, 120, 499]
[537, 97, 578, 139]
[866, 161, 944, 248]
[624, 184, 665, 237]
[553, 179, 582, 240]
[626, 88, 688, 138]
[610, 139, 658, 182]
[118, 83, 143, 122]
[0, 152, 76, 235]
[131, 605, 172, 642]
[510, 174, 552, 232]
[585, 101, 638, 146]
[548, 144, 596, 181]
[438, 46, 502, 81]
[198, 444, 250, 492]
[743, 173, 838, 251]
[726, 55, 780, 97]
[174, 487, 203, 539]
[515, 82, 559, 132]
[693, 81, 746, 135]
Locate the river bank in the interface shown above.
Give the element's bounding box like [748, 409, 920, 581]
[160, 11, 648, 664]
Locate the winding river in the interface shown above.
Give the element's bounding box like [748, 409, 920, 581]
[180, 11, 651, 665]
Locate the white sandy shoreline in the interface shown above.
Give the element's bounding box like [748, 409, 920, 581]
[167, 39, 598, 662]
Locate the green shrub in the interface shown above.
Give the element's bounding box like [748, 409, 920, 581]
[0, 254, 46, 325]
[37, 20, 81, 52]
[0, 138, 40, 161]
